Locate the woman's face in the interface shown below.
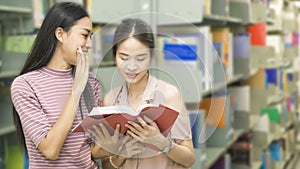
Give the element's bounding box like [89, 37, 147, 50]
[61, 16, 93, 65]
[116, 37, 151, 84]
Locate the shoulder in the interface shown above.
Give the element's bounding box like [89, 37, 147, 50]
[156, 78, 181, 100]
[156, 78, 183, 111]
[103, 90, 113, 106]
[11, 72, 39, 99]
[11, 71, 38, 91]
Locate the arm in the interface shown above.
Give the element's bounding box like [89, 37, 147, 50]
[38, 47, 89, 160]
[126, 85, 195, 168]
[98, 91, 127, 168]
[161, 85, 195, 167]
[90, 91, 142, 169]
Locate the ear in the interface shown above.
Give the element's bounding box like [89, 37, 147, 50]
[55, 27, 65, 43]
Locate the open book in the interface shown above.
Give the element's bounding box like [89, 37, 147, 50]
[72, 104, 179, 136]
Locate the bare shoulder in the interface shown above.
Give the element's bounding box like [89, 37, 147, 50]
[160, 81, 183, 111]
[163, 82, 181, 99]
[103, 90, 113, 106]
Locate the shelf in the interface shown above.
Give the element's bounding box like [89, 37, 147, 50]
[267, 95, 284, 106]
[205, 147, 226, 169]
[227, 74, 244, 85]
[0, 123, 15, 136]
[250, 114, 261, 130]
[267, 18, 275, 25]
[0, 5, 32, 13]
[229, 129, 246, 145]
[0, 97, 15, 136]
[0, 70, 19, 79]
[201, 14, 243, 25]
[202, 74, 243, 97]
[252, 161, 262, 169]
[205, 129, 246, 169]
[0, 103, 15, 137]
[267, 28, 284, 35]
[278, 61, 293, 69]
[192, 149, 204, 169]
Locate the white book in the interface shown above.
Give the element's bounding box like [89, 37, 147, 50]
[230, 86, 250, 112]
[228, 32, 234, 80]
[253, 114, 269, 132]
[198, 26, 213, 91]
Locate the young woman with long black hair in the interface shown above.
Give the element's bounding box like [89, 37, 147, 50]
[10, 2, 111, 168]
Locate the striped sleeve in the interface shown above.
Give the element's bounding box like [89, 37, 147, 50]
[89, 72, 101, 106]
[11, 76, 51, 148]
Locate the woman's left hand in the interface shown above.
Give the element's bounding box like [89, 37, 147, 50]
[126, 116, 169, 150]
[88, 123, 143, 158]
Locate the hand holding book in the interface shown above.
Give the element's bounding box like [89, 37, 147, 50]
[126, 115, 173, 152]
[88, 123, 144, 158]
[72, 104, 179, 136]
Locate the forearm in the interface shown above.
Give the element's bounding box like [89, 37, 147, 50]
[158, 139, 195, 168]
[38, 91, 81, 160]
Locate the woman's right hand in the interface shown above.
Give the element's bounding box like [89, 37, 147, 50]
[72, 46, 89, 96]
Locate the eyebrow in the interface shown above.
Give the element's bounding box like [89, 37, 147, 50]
[136, 53, 147, 57]
[118, 52, 129, 56]
[118, 52, 148, 56]
[82, 28, 93, 35]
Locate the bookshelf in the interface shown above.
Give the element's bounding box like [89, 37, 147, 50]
[89, 0, 300, 169]
[0, 0, 300, 169]
[0, 0, 34, 168]
[205, 129, 246, 169]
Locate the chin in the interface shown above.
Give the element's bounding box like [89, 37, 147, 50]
[125, 78, 139, 84]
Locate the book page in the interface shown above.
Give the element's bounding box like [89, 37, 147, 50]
[136, 104, 159, 113]
[89, 106, 137, 116]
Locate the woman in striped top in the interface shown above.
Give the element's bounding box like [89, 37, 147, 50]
[10, 2, 110, 168]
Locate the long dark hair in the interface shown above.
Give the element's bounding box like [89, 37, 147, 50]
[12, 2, 93, 152]
[113, 18, 155, 58]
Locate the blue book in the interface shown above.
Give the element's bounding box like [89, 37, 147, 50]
[189, 110, 205, 148]
[269, 141, 281, 161]
[164, 44, 197, 61]
[265, 68, 278, 86]
[233, 33, 250, 58]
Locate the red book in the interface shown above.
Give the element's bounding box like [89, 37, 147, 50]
[72, 104, 179, 136]
[247, 23, 266, 46]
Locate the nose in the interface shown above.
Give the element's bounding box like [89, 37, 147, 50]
[85, 38, 92, 49]
[127, 59, 138, 71]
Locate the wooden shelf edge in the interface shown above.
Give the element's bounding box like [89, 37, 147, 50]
[0, 5, 32, 13]
[0, 125, 16, 136]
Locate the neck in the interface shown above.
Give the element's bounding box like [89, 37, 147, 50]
[127, 73, 149, 98]
[47, 48, 71, 70]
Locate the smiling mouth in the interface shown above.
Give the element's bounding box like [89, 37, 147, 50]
[126, 73, 138, 78]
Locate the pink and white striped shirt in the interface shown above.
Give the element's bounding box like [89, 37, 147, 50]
[11, 66, 100, 169]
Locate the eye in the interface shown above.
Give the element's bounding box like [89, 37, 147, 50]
[136, 54, 147, 61]
[82, 34, 89, 39]
[121, 57, 128, 61]
[137, 58, 145, 61]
